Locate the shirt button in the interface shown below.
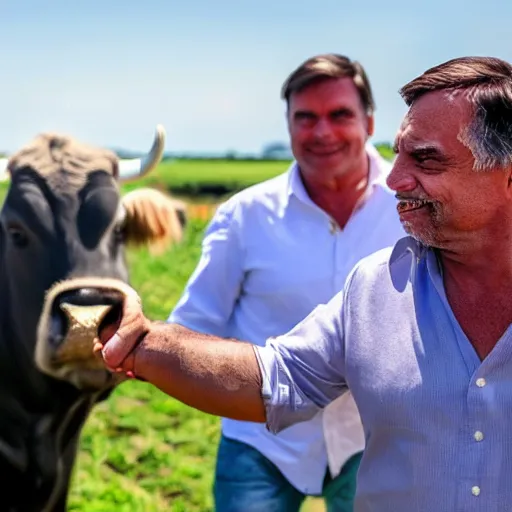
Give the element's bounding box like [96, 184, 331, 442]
[474, 431, 484, 442]
[472, 486, 481, 496]
[476, 378, 486, 387]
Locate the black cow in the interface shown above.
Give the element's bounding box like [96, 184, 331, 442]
[0, 126, 185, 511]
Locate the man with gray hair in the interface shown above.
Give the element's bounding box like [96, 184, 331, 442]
[96, 55, 512, 510]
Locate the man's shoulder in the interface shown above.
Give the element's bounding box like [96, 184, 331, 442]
[343, 236, 423, 305]
[348, 237, 416, 284]
[220, 169, 290, 213]
[236, 171, 290, 201]
[352, 244, 395, 276]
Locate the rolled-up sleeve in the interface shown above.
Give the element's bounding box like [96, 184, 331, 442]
[253, 289, 348, 434]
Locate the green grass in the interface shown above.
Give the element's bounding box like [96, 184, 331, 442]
[121, 158, 291, 199]
[122, 147, 394, 198]
[0, 183, 7, 205]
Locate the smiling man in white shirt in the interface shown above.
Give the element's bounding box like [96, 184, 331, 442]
[169, 54, 406, 511]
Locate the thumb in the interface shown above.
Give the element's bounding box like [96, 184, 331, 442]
[98, 291, 149, 369]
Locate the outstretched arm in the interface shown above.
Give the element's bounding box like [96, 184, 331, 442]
[96, 293, 266, 422]
[96, 281, 349, 430]
[130, 323, 265, 421]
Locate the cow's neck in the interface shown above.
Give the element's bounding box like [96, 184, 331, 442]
[34, 393, 99, 512]
[0, 266, 100, 508]
[0, 289, 95, 441]
[0, 234, 115, 510]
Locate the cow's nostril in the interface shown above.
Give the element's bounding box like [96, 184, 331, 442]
[49, 305, 69, 348]
[55, 287, 125, 308]
[49, 287, 125, 348]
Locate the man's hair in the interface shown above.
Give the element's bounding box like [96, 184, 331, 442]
[280, 54, 375, 115]
[400, 56, 512, 171]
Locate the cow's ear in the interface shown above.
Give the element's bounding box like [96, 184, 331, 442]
[0, 158, 9, 181]
[121, 188, 187, 254]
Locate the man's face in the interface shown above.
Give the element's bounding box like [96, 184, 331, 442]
[287, 77, 373, 183]
[387, 90, 511, 249]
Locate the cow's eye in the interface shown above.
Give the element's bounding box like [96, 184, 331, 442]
[7, 226, 29, 248]
[113, 222, 126, 244]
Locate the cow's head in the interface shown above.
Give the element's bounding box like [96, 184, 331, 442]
[0, 126, 186, 390]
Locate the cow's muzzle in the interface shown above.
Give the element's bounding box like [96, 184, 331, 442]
[36, 277, 135, 390]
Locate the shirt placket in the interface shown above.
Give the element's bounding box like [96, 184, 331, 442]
[455, 366, 497, 512]
[424, 250, 492, 509]
[331, 219, 346, 294]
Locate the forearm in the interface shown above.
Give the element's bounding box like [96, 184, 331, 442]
[132, 322, 266, 422]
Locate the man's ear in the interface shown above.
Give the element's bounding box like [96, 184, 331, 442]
[367, 116, 375, 137]
[285, 108, 292, 133]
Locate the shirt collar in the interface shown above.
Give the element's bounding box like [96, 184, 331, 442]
[365, 142, 391, 189]
[389, 236, 424, 265]
[389, 235, 443, 288]
[286, 160, 310, 206]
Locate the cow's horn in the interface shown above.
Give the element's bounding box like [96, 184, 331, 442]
[117, 124, 166, 182]
[0, 158, 9, 181]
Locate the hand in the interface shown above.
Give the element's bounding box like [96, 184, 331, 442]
[93, 288, 150, 378]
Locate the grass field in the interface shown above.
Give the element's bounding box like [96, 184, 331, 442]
[0, 159, 332, 511]
[121, 158, 292, 200]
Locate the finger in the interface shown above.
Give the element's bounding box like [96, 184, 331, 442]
[98, 286, 140, 344]
[98, 320, 119, 345]
[100, 293, 148, 368]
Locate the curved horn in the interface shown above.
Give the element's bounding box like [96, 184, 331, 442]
[0, 158, 9, 181]
[117, 124, 166, 182]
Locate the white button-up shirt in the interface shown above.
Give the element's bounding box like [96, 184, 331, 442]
[169, 144, 406, 494]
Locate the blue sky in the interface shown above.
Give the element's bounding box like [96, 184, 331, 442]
[2, 0, 511, 155]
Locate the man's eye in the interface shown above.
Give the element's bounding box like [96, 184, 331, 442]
[295, 113, 315, 122]
[331, 110, 351, 120]
[412, 153, 435, 164]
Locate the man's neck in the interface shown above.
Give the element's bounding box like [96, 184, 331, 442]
[439, 235, 512, 359]
[300, 155, 370, 229]
[440, 231, 512, 296]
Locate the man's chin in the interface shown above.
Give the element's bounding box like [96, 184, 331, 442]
[305, 148, 346, 163]
[403, 225, 439, 248]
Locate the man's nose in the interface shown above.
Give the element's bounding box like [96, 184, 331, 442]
[312, 118, 334, 139]
[386, 158, 417, 192]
